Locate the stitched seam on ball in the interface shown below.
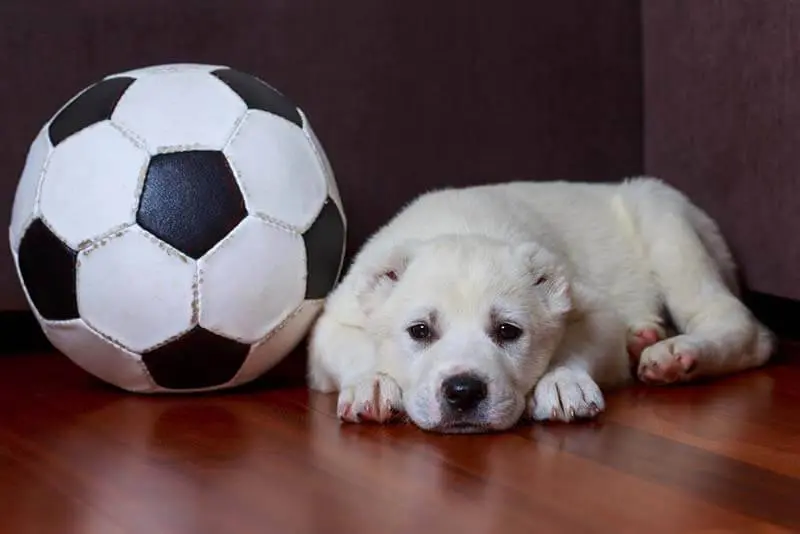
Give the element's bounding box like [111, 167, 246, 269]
[33, 216, 75, 259]
[221, 107, 249, 153]
[79, 317, 159, 390]
[297, 109, 345, 231]
[261, 303, 306, 345]
[11, 246, 44, 323]
[75, 222, 135, 253]
[251, 212, 300, 235]
[24, 132, 56, 248]
[220, 110, 260, 221]
[134, 226, 194, 264]
[226, 303, 307, 385]
[129, 153, 150, 223]
[137, 322, 196, 354]
[195, 321, 254, 346]
[299, 123, 327, 233]
[193, 215, 250, 260]
[191, 262, 201, 327]
[108, 119, 148, 154]
[299, 232, 309, 287]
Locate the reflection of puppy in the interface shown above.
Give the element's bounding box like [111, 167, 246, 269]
[308, 178, 774, 433]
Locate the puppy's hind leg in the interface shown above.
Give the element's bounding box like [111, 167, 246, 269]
[623, 178, 775, 384]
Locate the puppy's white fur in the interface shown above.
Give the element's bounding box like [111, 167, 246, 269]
[307, 178, 775, 433]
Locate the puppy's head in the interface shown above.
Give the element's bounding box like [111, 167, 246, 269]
[358, 235, 572, 433]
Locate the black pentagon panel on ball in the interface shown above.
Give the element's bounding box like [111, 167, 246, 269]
[48, 77, 135, 146]
[303, 198, 346, 300]
[17, 218, 79, 321]
[211, 68, 303, 127]
[141, 327, 251, 390]
[137, 150, 247, 259]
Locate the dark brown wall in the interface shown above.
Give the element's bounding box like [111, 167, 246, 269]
[643, 1, 800, 300]
[0, 1, 643, 312]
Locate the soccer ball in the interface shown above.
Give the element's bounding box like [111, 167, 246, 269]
[8, 63, 347, 393]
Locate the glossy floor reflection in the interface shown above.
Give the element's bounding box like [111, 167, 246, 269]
[2, 344, 799, 534]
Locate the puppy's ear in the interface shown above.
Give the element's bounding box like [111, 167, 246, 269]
[513, 242, 572, 317]
[353, 240, 419, 315]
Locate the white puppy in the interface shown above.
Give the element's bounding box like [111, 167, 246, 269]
[307, 178, 775, 433]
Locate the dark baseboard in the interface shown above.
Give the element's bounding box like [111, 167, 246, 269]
[743, 291, 799, 342]
[0, 310, 53, 354]
[0, 290, 797, 356]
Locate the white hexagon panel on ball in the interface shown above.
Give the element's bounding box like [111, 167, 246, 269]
[111, 70, 247, 153]
[197, 216, 306, 344]
[76, 226, 196, 353]
[39, 121, 148, 250]
[224, 109, 328, 232]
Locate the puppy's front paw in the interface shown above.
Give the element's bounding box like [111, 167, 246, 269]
[337, 373, 404, 424]
[528, 368, 605, 423]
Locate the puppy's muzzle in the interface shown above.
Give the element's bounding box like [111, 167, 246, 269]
[441, 372, 488, 413]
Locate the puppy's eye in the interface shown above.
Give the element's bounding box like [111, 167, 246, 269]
[407, 322, 431, 341]
[495, 323, 523, 342]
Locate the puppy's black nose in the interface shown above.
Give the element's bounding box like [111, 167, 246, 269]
[441, 373, 487, 412]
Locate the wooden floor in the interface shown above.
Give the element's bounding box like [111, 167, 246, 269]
[2, 344, 800, 534]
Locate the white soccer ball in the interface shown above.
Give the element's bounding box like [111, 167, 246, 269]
[9, 63, 347, 393]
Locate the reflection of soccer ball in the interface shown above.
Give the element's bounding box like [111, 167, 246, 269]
[9, 63, 347, 393]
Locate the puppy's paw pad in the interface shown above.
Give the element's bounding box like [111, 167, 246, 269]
[528, 368, 605, 423]
[638, 337, 698, 385]
[626, 323, 665, 362]
[337, 374, 404, 424]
